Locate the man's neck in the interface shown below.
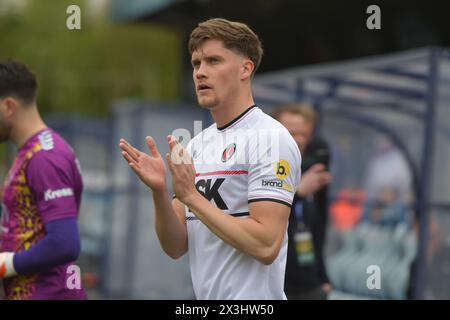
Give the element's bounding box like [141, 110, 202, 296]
[10, 112, 47, 148]
[211, 94, 255, 129]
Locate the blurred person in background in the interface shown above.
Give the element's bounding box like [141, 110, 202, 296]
[361, 186, 409, 227]
[119, 18, 301, 299]
[273, 104, 332, 300]
[330, 188, 366, 232]
[365, 137, 412, 204]
[0, 59, 86, 300]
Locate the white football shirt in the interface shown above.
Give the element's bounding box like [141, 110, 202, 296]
[184, 105, 301, 299]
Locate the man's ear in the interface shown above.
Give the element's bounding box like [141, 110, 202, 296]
[240, 59, 255, 81]
[2, 97, 18, 118]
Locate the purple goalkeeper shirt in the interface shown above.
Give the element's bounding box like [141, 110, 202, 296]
[0, 128, 86, 300]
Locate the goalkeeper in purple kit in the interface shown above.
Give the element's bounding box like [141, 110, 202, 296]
[0, 59, 86, 299]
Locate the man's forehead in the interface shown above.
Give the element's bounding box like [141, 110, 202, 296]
[191, 39, 231, 58]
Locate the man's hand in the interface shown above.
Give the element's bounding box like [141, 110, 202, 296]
[0, 252, 16, 279]
[165, 135, 198, 204]
[119, 137, 167, 192]
[297, 164, 332, 197]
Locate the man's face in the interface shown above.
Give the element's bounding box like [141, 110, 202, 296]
[191, 39, 244, 110]
[278, 112, 314, 153]
[0, 99, 12, 143]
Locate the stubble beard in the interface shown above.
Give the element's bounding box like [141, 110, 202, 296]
[197, 94, 219, 110]
[0, 119, 11, 143]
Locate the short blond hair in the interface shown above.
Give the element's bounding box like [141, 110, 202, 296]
[271, 103, 317, 126]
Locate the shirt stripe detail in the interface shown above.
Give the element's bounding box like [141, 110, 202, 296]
[186, 212, 250, 221]
[195, 170, 248, 177]
[248, 197, 292, 208]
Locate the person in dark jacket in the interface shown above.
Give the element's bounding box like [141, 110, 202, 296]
[273, 104, 332, 300]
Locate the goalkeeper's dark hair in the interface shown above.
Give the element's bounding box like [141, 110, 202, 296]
[0, 59, 37, 106]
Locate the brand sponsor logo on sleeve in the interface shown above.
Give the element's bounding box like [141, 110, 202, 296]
[261, 179, 293, 192]
[274, 160, 290, 180]
[44, 188, 74, 202]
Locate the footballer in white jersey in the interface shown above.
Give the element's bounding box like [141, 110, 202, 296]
[120, 18, 302, 301]
[185, 105, 301, 299]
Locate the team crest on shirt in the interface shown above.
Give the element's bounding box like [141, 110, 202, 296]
[221, 143, 236, 162]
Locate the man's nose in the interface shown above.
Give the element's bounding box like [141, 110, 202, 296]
[195, 63, 207, 79]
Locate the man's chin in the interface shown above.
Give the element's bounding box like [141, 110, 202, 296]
[197, 99, 216, 110]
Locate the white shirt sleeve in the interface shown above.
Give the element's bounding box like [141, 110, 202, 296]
[247, 128, 302, 207]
